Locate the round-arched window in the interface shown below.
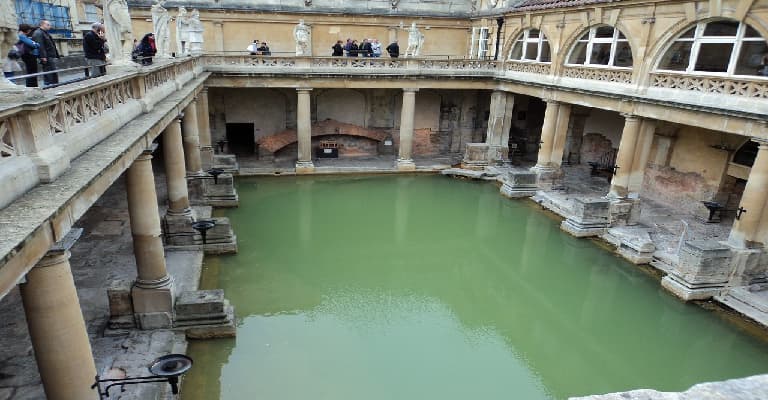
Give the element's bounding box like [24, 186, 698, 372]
[567, 25, 633, 68]
[657, 21, 768, 76]
[508, 29, 551, 62]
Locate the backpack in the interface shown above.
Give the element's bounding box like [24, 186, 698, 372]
[7, 46, 20, 60]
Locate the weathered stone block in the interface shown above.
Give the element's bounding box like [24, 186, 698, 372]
[461, 143, 489, 170]
[108, 280, 134, 317]
[136, 312, 173, 330]
[674, 240, 732, 285]
[176, 289, 225, 316]
[500, 171, 538, 198]
[131, 285, 174, 314]
[213, 154, 239, 172]
[561, 198, 611, 237]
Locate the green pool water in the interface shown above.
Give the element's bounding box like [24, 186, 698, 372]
[182, 175, 768, 400]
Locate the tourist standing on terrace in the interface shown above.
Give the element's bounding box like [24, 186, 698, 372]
[386, 40, 399, 58]
[83, 22, 107, 78]
[17, 24, 39, 87]
[32, 19, 59, 86]
[332, 40, 343, 56]
[371, 39, 382, 57]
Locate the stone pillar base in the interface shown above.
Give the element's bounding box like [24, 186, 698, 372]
[174, 289, 237, 339]
[396, 158, 416, 171]
[131, 283, 175, 330]
[461, 143, 489, 170]
[530, 163, 556, 174]
[500, 172, 538, 198]
[609, 198, 641, 226]
[487, 145, 509, 165]
[661, 275, 724, 301]
[662, 240, 732, 301]
[296, 160, 315, 174]
[616, 237, 655, 264]
[723, 247, 767, 287]
[203, 173, 239, 208]
[213, 154, 239, 173]
[560, 198, 610, 237]
[163, 210, 196, 246]
[187, 174, 206, 205]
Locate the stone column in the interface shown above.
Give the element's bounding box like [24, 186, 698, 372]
[728, 139, 768, 248]
[531, 100, 559, 172]
[485, 90, 515, 163]
[397, 88, 418, 171]
[608, 114, 642, 198]
[182, 100, 203, 176]
[20, 230, 98, 400]
[126, 150, 174, 329]
[295, 88, 315, 174]
[163, 118, 191, 216]
[627, 119, 656, 196]
[549, 103, 572, 169]
[197, 89, 214, 170]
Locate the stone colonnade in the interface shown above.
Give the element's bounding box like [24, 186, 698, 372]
[16, 89, 220, 398]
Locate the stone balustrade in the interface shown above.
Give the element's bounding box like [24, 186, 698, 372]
[0, 57, 203, 211]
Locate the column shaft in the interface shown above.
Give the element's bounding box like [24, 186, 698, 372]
[397, 88, 418, 171]
[21, 250, 98, 400]
[126, 152, 170, 284]
[182, 100, 203, 175]
[627, 119, 656, 195]
[295, 88, 315, 173]
[549, 103, 572, 168]
[729, 141, 768, 248]
[163, 119, 191, 215]
[609, 115, 642, 198]
[533, 100, 559, 171]
[197, 89, 214, 170]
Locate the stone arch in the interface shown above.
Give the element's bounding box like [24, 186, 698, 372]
[559, 23, 636, 72]
[316, 89, 366, 127]
[256, 120, 388, 154]
[502, 26, 556, 61]
[638, 17, 768, 85]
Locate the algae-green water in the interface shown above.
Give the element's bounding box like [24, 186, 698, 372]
[183, 175, 768, 400]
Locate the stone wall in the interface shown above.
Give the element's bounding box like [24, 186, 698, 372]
[211, 87, 487, 156]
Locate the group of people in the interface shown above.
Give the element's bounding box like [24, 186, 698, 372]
[332, 38, 399, 58]
[4, 20, 61, 87]
[246, 40, 271, 55]
[3, 18, 159, 88]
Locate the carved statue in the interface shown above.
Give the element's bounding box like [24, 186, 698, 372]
[175, 6, 190, 56]
[0, 0, 17, 30]
[304, 0, 312, 6]
[103, 0, 134, 63]
[470, 0, 479, 12]
[391, 0, 399, 9]
[293, 19, 311, 56]
[187, 9, 204, 55]
[404, 22, 424, 58]
[151, 0, 170, 58]
[488, 0, 499, 8]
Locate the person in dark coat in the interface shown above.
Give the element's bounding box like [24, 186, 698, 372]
[257, 42, 271, 56]
[137, 33, 157, 66]
[17, 24, 40, 87]
[332, 40, 343, 56]
[31, 19, 60, 85]
[83, 22, 107, 77]
[350, 40, 359, 57]
[386, 41, 399, 58]
[360, 39, 372, 57]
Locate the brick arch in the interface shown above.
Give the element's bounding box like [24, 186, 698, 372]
[256, 119, 389, 153]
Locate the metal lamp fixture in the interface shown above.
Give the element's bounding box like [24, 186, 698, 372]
[92, 354, 193, 399]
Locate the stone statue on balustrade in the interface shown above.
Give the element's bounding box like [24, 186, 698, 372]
[293, 19, 311, 56]
[103, 0, 134, 64]
[188, 9, 204, 55]
[176, 6, 190, 56]
[488, 0, 499, 8]
[404, 22, 424, 58]
[151, 0, 171, 58]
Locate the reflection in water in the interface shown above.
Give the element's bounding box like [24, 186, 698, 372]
[186, 175, 768, 400]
